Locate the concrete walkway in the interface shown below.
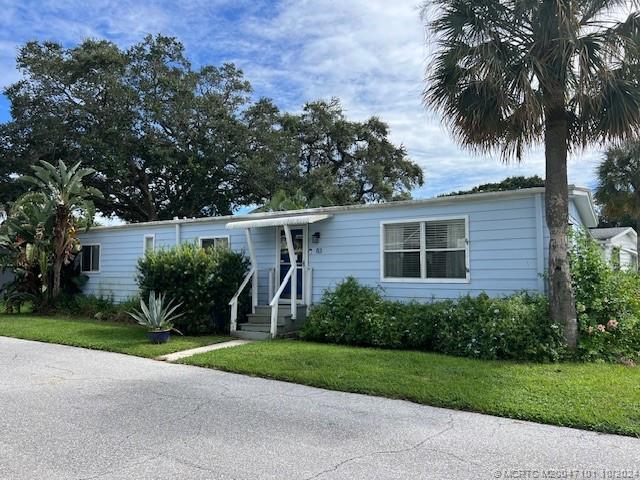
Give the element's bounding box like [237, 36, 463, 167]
[155, 339, 252, 362]
[1, 336, 639, 480]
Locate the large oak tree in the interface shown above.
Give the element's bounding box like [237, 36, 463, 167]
[245, 98, 424, 207]
[1, 36, 256, 222]
[1, 35, 424, 222]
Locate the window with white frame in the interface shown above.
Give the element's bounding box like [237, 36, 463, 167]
[81, 245, 100, 272]
[199, 236, 230, 250]
[382, 218, 468, 280]
[143, 234, 155, 254]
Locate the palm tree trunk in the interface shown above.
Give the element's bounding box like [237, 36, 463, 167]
[51, 205, 69, 299]
[544, 105, 578, 349]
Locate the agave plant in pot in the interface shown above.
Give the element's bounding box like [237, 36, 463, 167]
[128, 291, 184, 344]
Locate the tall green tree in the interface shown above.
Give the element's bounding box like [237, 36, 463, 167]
[595, 140, 640, 261]
[1, 37, 423, 222]
[284, 99, 423, 204]
[20, 160, 102, 298]
[245, 98, 424, 205]
[445, 176, 545, 196]
[1, 35, 256, 222]
[422, 0, 640, 348]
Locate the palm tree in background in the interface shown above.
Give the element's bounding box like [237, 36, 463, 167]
[20, 161, 103, 298]
[596, 140, 640, 267]
[253, 189, 329, 213]
[422, 0, 640, 348]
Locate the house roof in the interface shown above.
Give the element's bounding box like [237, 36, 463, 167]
[590, 227, 637, 241]
[80, 185, 598, 233]
[226, 214, 332, 229]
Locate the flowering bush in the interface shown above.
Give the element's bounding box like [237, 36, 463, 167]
[570, 230, 640, 362]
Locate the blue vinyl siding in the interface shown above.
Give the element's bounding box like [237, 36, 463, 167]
[0, 269, 13, 290]
[307, 196, 540, 302]
[542, 196, 585, 268]
[77, 191, 591, 304]
[78, 220, 278, 303]
[77, 225, 177, 302]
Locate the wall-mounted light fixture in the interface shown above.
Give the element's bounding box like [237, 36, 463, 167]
[312, 232, 321, 244]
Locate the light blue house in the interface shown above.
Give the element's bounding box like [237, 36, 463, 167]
[77, 186, 597, 339]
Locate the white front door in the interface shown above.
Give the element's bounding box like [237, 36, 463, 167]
[276, 226, 307, 302]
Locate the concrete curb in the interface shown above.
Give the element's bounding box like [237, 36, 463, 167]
[155, 339, 253, 362]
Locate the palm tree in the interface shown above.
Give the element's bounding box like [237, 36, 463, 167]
[253, 189, 329, 213]
[20, 160, 103, 298]
[422, 0, 640, 348]
[596, 140, 640, 266]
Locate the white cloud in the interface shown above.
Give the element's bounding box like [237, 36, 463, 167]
[0, 0, 607, 199]
[236, 0, 604, 196]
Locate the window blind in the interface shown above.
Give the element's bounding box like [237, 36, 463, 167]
[383, 218, 467, 280]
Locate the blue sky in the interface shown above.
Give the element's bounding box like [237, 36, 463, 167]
[0, 0, 602, 198]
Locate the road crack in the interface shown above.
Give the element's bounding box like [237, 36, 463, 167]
[304, 415, 457, 479]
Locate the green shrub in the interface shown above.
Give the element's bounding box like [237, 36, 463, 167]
[299, 278, 391, 346]
[52, 294, 137, 323]
[433, 292, 564, 362]
[136, 243, 249, 334]
[570, 230, 640, 362]
[301, 278, 564, 361]
[382, 300, 445, 350]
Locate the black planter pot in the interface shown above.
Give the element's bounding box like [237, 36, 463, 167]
[147, 330, 171, 344]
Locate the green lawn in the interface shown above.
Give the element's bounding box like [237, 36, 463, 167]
[0, 314, 228, 358]
[180, 340, 640, 437]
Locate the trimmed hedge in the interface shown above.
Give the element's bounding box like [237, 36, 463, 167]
[136, 243, 249, 334]
[300, 277, 565, 362]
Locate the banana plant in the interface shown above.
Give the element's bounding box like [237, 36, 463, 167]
[19, 160, 103, 298]
[0, 192, 54, 307]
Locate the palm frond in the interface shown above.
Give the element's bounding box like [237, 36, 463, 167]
[423, 0, 640, 158]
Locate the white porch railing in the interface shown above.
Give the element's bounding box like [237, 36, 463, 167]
[270, 267, 312, 306]
[268, 225, 298, 338]
[229, 267, 256, 333]
[228, 229, 258, 334]
[269, 265, 295, 337]
[304, 266, 313, 305]
[228, 225, 314, 338]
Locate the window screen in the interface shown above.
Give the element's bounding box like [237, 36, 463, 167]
[383, 218, 467, 280]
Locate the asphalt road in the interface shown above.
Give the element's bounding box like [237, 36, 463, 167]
[1, 336, 639, 480]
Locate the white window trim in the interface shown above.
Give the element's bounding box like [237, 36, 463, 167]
[379, 215, 470, 284]
[80, 243, 101, 274]
[143, 234, 155, 254]
[198, 235, 231, 248]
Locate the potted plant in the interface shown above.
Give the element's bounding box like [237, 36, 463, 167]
[128, 291, 184, 343]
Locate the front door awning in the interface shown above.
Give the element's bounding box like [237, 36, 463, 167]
[225, 213, 331, 230]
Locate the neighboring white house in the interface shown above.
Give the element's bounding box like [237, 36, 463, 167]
[590, 227, 638, 271]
